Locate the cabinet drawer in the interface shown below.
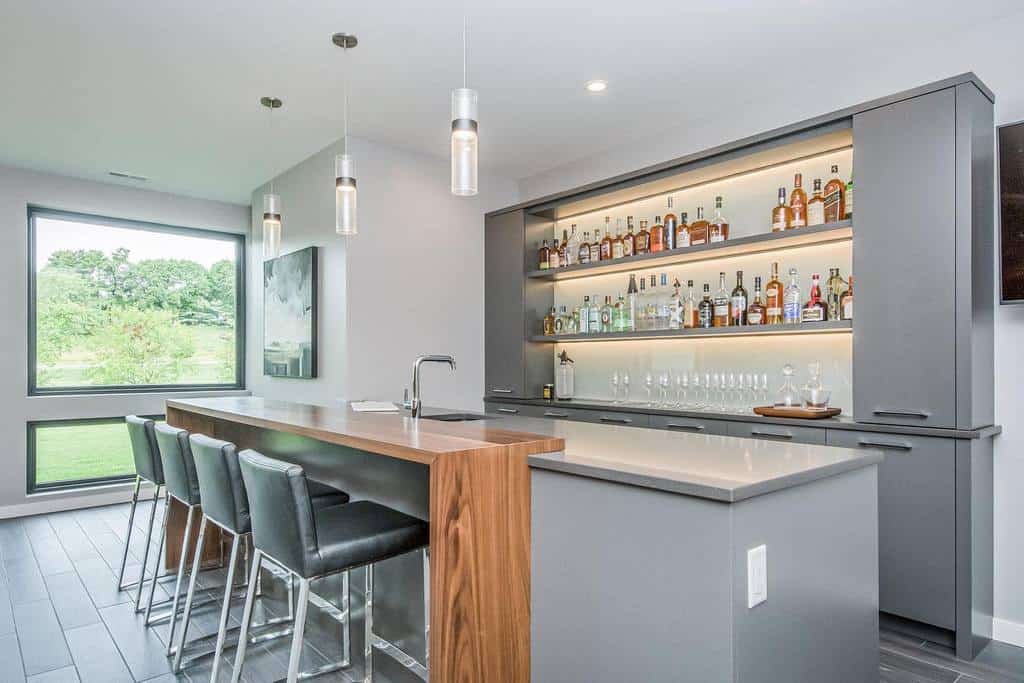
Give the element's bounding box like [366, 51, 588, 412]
[826, 430, 956, 630]
[726, 421, 827, 445]
[487, 403, 529, 416]
[649, 415, 730, 436]
[576, 410, 649, 428]
[517, 404, 588, 421]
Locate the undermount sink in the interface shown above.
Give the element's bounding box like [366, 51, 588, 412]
[421, 412, 490, 422]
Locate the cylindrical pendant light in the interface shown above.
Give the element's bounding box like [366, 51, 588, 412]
[332, 32, 359, 235]
[451, 18, 478, 196]
[260, 96, 284, 258]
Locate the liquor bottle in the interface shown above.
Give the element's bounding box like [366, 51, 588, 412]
[783, 268, 801, 325]
[747, 277, 766, 325]
[713, 272, 730, 327]
[825, 268, 845, 321]
[549, 238, 561, 268]
[650, 215, 666, 253]
[613, 295, 629, 332]
[771, 188, 792, 232]
[647, 274, 660, 330]
[801, 274, 827, 322]
[845, 172, 854, 220]
[565, 225, 579, 266]
[689, 207, 709, 246]
[600, 217, 614, 260]
[663, 197, 677, 250]
[627, 273, 639, 331]
[612, 219, 625, 259]
[589, 228, 602, 263]
[558, 230, 568, 265]
[730, 270, 748, 326]
[669, 278, 683, 329]
[543, 307, 556, 335]
[555, 305, 567, 334]
[683, 279, 698, 328]
[589, 295, 601, 333]
[840, 275, 854, 320]
[623, 216, 636, 257]
[676, 211, 691, 249]
[635, 277, 648, 330]
[600, 296, 614, 333]
[806, 178, 825, 226]
[823, 164, 846, 223]
[580, 296, 591, 334]
[578, 231, 591, 264]
[698, 284, 714, 328]
[789, 174, 808, 228]
[635, 220, 651, 254]
[570, 306, 580, 333]
[657, 272, 672, 329]
[539, 240, 550, 270]
[765, 262, 784, 325]
[709, 196, 729, 242]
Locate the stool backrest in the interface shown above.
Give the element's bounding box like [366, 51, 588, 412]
[154, 424, 201, 505]
[190, 434, 250, 534]
[125, 415, 163, 485]
[237, 450, 318, 576]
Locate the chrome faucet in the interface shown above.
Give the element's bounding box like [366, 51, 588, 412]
[404, 355, 456, 418]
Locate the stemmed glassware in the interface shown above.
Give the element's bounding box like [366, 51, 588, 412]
[659, 372, 671, 407]
[676, 372, 688, 409]
[691, 373, 703, 409]
[610, 371, 620, 404]
[621, 370, 631, 404]
[644, 372, 655, 407]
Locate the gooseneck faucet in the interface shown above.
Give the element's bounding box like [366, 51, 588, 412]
[405, 354, 456, 418]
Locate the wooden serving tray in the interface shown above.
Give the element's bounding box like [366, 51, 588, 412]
[753, 406, 841, 419]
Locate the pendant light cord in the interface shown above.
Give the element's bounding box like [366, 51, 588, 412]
[268, 103, 275, 195]
[343, 45, 349, 155]
[462, 16, 467, 88]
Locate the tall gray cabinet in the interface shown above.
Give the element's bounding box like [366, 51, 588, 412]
[483, 73, 998, 660]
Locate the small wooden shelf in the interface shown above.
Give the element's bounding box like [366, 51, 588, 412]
[527, 220, 852, 282]
[530, 319, 852, 343]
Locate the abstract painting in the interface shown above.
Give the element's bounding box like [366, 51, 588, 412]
[263, 246, 318, 378]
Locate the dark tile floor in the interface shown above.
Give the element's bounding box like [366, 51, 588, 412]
[0, 500, 1022, 682]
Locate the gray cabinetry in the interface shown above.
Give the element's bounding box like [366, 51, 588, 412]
[649, 414, 730, 436]
[827, 430, 956, 630]
[576, 410, 649, 428]
[727, 421, 827, 445]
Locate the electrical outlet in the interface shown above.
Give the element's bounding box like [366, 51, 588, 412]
[747, 544, 767, 608]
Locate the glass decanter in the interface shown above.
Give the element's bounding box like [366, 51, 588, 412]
[801, 361, 831, 410]
[775, 363, 801, 407]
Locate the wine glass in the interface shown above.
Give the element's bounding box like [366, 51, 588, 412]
[644, 372, 655, 407]
[621, 370, 631, 404]
[760, 372, 770, 406]
[659, 372, 671, 407]
[745, 373, 757, 411]
[727, 372, 738, 413]
[677, 372, 688, 408]
[610, 371, 620, 404]
[690, 372, 703, 410]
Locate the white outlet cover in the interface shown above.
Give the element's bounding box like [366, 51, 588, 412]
[747, 544, 767, 608]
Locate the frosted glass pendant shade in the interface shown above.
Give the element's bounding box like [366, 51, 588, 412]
[262, 193, 282, 259]
[335, 154, 357, 235]
[450, 87, 478, 196]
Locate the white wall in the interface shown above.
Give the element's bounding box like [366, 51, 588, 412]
[248, 136, 519, 412]
[515, 10, 1024, 644]
[0, 164, 250, 518]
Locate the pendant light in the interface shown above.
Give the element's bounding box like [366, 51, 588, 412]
[260, 96, 283, 258]
[333, 32, 358, 235]
[451, 17, 478, 196]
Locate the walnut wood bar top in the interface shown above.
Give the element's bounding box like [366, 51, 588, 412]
[166, 396, 564, 464]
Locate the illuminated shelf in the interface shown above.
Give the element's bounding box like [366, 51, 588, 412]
[530, 319, 852, 343]
[527, 220, 852, 282]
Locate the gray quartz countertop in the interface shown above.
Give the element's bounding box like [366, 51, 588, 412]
[476, 412, 884, 503]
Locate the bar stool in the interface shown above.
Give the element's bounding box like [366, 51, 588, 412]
[118, 416, 165, 609]
[232, 450, 430, 683]
[174, 435, 350, 677]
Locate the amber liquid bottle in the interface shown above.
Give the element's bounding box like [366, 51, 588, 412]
[539, 239, 550, 270]
[589, 228, 602, 263]
[635, 220, 651, 254]
[623, 216, 636, 257]
[549, 238, 561, 268]
[765, 262, 784, 324]
[697, 284, 714, 328]
[840, 275, 854, 320]
[747, 277, 767, 325]
[789, 173, 808, 228]
[558, 230, 569, 265]
[689, 207, 709, 246]
[663, 198, 677, 250]
[578, 232, 591, 264]
[771, 188, 792, 232]
[730, 270, 748, 326]
[823, 164, 846, 223]
[676, 211, 690, 248]
[713, 272, 730, 327]
[806, 179, 826, 226]
[650, 215, 666, 253]
[709, 196, 729, 242]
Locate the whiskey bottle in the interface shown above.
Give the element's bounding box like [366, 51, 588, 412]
[543, 306, 556, 335]
[549, 238, 561, 268]
[806, 179, 825, 226]
[789, 174, 808, 229]
[578, 231, 591, 264]
[823, 164, 846, 223]
[589, 228, 602, 263]
[689, 207, 709, 246]
[600, 217, 614, 260]
[747, 277, 766, 325]
[612, 219, 625, 259]
[845, 172, 854, 220]
[683, 279, 698, 328]
[783, 268, 802, 325]
[635, 220, 651, 254]
[771, 187, 792, 232]
[730, 270, 748, 326]
[709, 196, 729, 242]
[558, 230, 569, 266]
[650, 215, 666, 253]
[663, 197, 677, 250]
[713, 272, 730, 327]
[698, 284, 714, 328]
[627, 273, 639, 331]
[676, 211, 691, 249]
[565, 225, 580, 266]
[669, 278, 683, 329]
[600, 296, 614, 333]
[539, 240, 550, 270]
[801, 273, 827, 323]
[765, 262, 784, 324]
[840, 275, 854, 320]
[623, 216, 636, 257]
[825, 268, 845, 321]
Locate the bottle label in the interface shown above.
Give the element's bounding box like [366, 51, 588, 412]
[590, 247, 600, 262]
[676, 228, 690, 248]
[767, 307, 782, 316]
[600, 310, 611, 325]
[550, 253, 560, 268]
[699, 307, 712, 327]
[713, 303, 729, 317]
[772, 217, 788, 231]
[842, 298, 853, 319]
[823, 189, 842, 223]
[731, 296, 746, 312]
[579, 250, 589, 264]
[623, 240, 633, 257]
[783, 302, 800, 323]
[807, 202, 825, 226]
[612, 242, 624, 259]
[801, 307, 825, 323]
[791, 206, 807, 228]
[845, 186, 853, 218]
[747, 310, 763, 324]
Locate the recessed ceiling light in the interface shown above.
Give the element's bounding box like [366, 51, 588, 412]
[585, 80, 608, 93]
[108, 171, 148, 181]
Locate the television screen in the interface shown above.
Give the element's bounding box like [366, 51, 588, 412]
[1000, 122, 1024, 302]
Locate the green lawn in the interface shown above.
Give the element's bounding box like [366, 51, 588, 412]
[34, 421, 143, 485]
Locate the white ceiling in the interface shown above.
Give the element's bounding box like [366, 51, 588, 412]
[0, 0, 1021, 204]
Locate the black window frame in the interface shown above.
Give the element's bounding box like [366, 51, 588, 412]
[27, 415, 164, 493]
[27, 206, 246, 395]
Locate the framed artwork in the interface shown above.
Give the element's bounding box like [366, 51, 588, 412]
[263, 246, 318, 378]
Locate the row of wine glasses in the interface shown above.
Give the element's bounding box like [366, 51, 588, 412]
[610, 370, 772, 413]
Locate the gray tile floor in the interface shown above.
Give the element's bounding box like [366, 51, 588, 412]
[0, 501, 1022, 682]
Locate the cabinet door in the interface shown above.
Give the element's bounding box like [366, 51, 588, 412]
[852, 89, 957, 428]
[827, 430, 956, 630]
[485, 211, 526, 397]
[726, 421, 826, 445]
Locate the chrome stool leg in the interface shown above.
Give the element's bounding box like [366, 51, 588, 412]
[172, 515, 208, 671]
[116, 476, 142, 590]
[341, 569, 351, 668]
[134, 483, 163, 611]
[364, 564, 374, 683]
[230, 549, 264, 683]
[207, 530, 241, 681]
[286, 578, 311, 683]
[165, 503, 196, 655]
[143, 489, 171, 624]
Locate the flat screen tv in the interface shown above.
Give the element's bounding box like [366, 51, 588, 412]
[1001, 121, 1024, 303]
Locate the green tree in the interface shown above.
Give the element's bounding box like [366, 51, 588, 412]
[85, 308, 196, 385]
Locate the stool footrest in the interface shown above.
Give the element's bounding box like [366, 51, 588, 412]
[370, 633, 427, 681]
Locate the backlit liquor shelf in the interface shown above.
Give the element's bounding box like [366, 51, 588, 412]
[527, 219, 852, 281]
[530, 319, 851, 343]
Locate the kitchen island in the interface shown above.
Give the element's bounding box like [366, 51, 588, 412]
[166, 397, 882, 683]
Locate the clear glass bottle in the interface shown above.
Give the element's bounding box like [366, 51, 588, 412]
[578, 231, 591, 264]
[627, 273, 639, 331]
[657, 272, 672, 329]
[555, 304, 568, 333]
[635, 277, 649, 330]
[589, 295, 601, 333]
[669, 278, 683, 329]
[579, 296, 591, 334]
[612, 219, 625, 259]
[565, 225, 579, 266]
[713, 272, 730, 327]
[590, 228, 602, 263]
[841, 275, 854, 320]
[783, 268, 802, 325]
[663, 197, 677, 251]
[825, 268, 846, 321]
[684, 279, 697, 328]
[555, 350, 575, 399]
[543, 307, 556, 335]
[600, 296, 614, 333]
[775, 363, 801, 407]
[613, 295, 629, 332]
[646, 274, 659, 329]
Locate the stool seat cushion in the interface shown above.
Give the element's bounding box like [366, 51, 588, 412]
[154, 424, 202, 505]
[126, 416, 164, 485]
[311, 501, 429, 576]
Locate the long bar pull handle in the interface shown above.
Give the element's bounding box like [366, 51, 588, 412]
[495, 408, 519, 414]
[856, 438, 914, 451]
[749, 430, 793, 440]
[872, 409, 930, 419]
[599, 416, 632, 424]
[666, 423, 705, 432]
[490, 388, 514, 394]
[543, 411, 570, 418]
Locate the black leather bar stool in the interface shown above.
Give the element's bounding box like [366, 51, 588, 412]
[232, 450, 430, 683]
[119, 416, 166, 609]
[175, 435, 350, 677]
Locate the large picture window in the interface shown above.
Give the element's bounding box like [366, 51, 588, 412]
[28, 208, 245, 393]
